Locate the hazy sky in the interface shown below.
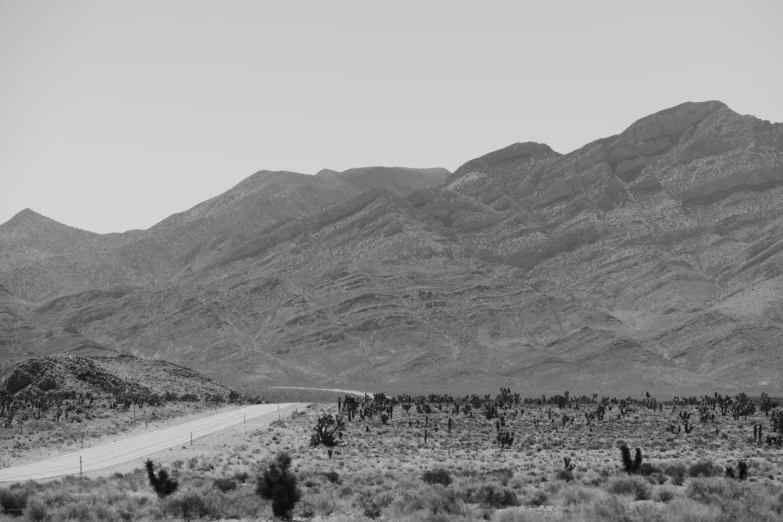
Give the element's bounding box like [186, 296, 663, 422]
[2, 1, 782, 233]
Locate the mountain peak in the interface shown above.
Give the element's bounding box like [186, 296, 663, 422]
[2, 208, 56, 229]
[0, 207, 98, 244]
[620, 100, 729, 142]
[452, 141, 560, 180]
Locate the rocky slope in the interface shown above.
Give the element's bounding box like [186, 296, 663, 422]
[0, 353, 247, 402]
[2, 101, 783, 392]
[0, 167, 448, 302]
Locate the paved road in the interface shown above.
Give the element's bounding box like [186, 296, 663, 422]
[0, 403, 293, 483]
[271, 386, 373, 398]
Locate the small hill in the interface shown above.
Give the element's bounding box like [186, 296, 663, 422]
[0, 353, 249, 404]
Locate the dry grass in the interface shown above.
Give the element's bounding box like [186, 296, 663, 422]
[1, 396, 783, 520]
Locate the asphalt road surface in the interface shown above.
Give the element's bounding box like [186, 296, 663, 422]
[271, 386, 373, 398]
[0, 402, 293, 483]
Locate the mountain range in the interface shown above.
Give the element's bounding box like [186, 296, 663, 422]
[2, 101, 783, 393]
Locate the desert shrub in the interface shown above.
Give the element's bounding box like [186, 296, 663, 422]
[588, 495, 636, 521]
[256, 451, 301, 519]
[303, 492, 338, 517]
[685, 478, 781, 521]
[160, 497, 183, 519]
[558, 485, 600, 507]
[422, 469, 452, 487]
[233, 470, 250, 483]
[525, 489, 549, 507]
[425, 485, 469, 516]
[25, 498, 47, 522]
[363, 503, 382, 519]
[180, 492, 209, 520]
[465, 484, 520, 508]
[489, 468, 515, 486]
[639, 462, 662, 476]
[647, 472, 668, 485]
[91, 503, 116, 521]
[688, 459, 721, 478]
[555, 469, 574, 482]
[213, 477, 237, 492]
[655, 486, 676, 503]
[322, 471, 340, 484]
[686, 477, 735, 503]
[0, 487, 28, 516]
[662, 462, 687, 486]
[605, 475, 652, 500]
[298, 500, 316, 519]
[496, 510, 545, 522]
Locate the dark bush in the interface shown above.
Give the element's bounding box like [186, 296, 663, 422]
[639, 462, 661, 476]
[556, 469, 574, 482]
[422, 469, 452, 487]
[180, 493, 209, 520]
[688, 460, 721, 478]
[322, 471, 341, 484]
[0, 487, 28, 517]
[465, 484, 520, 508]
[525, 489, 549, 507]
[25, 498, 47, 522]
[606, 476, 651, 500]
[656, 487, 676, 503]
[256, 452, 301, 519]
[363, 504, 382, 519]
[233, 470, 250, 483]
[662, 462, 687, 486]
[214, 478, 237, 492]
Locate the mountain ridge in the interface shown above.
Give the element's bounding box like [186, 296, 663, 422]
[3, 100, 783, 393]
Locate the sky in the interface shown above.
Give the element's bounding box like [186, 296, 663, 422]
[1, 1, 782, 234]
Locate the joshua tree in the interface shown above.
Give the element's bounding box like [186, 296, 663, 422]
[309, 414, 344, 448]
[256, 452, 301, 520]
[145, 459, 178, 498]
[619, 444, 643, 474]
[771, 410, 783, 435]
[738, 461, 748, 481]
[563, 457, 575, 472]
[497, 430, 514, 448]
[760, 393, 773, 416]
